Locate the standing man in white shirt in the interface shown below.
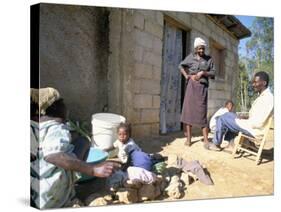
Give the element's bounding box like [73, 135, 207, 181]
[208, 71, 273, 150]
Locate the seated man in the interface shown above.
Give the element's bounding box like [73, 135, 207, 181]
[30, 87, 120, 209]
[208, 71, 273, 150]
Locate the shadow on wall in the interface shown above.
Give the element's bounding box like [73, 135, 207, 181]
[39, 4, 110, 124]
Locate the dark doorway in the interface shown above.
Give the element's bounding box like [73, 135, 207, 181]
[160, 19, 190, 134]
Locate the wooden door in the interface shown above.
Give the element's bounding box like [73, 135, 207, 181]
[160, 21, 184, 133]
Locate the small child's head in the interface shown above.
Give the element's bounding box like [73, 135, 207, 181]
[117, 122, 131, 144]
[224, 100, 234, 112]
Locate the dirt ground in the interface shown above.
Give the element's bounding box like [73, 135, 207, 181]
[75, 129, 274, 205]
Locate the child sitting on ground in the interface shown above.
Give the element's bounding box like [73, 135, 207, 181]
[209, 100, 234, 133]
[113, 122, 141, 164]
[108, 123, 166, 191]
[114, 123, 165, 171]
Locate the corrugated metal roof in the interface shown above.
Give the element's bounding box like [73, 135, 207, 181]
[208, 14, 251, 39]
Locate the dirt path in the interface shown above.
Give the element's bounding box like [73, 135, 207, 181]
[138, 129, 274, 200]
[75, 129, 274, 205]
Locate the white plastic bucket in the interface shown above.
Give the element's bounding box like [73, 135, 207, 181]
[91, 113, 126, 150]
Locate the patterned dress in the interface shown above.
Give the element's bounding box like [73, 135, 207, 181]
[31, 120, 78, 209]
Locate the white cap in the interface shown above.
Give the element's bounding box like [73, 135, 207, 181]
[194, 37, 206, 49]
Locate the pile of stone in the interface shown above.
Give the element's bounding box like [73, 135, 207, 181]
[82, 154, 206, 206]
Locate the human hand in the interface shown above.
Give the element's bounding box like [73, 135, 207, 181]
[197, 71, 205, 78]
[236, 112, 249, 119]
[91, 161, 121, 177]
[190, 75, 199, 81]
[238, 115, 249, 119]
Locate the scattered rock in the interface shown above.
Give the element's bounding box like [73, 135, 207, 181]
[160, 177, 168, 192]
[180, 172, 191, 186]
[67, 198, 84, 208]
[187, 172, 199, 182]
[116, 188, 139, 204]
[85, 193, 113, 206]
[112, 200, 121, 204]
[88, 197, 108, 206]
[103, 195, 113, 202]
[154, 183, 162, 198]
[165, 175, 184, 199]
[124, 179, 142, 189]
[85, 193, 102, 206]
[138, 183, 157, 201]
[72, 204, 81, 208]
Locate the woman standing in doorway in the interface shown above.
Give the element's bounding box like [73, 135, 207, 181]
[179, 37, 216, 149]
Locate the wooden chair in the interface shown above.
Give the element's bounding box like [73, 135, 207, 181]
[232, 116, 273, 165]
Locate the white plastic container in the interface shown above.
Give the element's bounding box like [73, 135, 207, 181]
[91, 113, 126, 150]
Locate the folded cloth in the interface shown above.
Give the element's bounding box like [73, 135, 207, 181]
[176, 158, 213, 185]
[31, 87, 60, 115]
[127, 166, 156, 184]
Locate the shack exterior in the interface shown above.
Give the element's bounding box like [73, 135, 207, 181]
[36, 3, 250, 137]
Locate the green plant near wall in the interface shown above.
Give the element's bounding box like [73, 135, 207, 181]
[67, 120, 92, 142]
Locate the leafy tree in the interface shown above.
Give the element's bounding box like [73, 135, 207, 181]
[237, 17, 273, 111]
[236, 59, 250, 112]
[245, 17, 274, 89]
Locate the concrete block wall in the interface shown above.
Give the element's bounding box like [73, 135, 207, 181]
[108, 8, 239, 138]
[38, 4, 240, 139]
[131, 10, 164, 138]
[159, 11, 239, 119]
[108, 9, 135, 126]
[107, 9, 163, 138]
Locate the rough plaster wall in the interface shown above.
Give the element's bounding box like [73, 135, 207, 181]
[108, 9, 122, 114]
[108, 9, 136, 124]
[119, 10, 135, 124]
[39, 3, 109, 123]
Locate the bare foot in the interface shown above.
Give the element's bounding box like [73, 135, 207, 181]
[184, 139, 191, 146]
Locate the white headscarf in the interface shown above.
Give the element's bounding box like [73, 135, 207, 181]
[194, 37, 206, 49]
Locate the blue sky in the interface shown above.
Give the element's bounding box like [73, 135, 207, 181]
[235, 15, 255, 57]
